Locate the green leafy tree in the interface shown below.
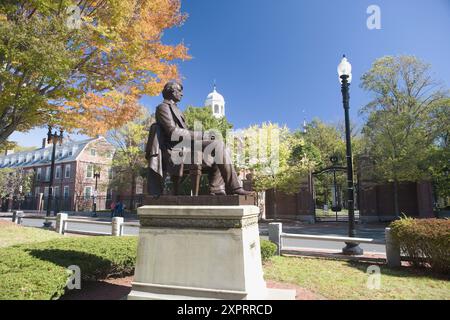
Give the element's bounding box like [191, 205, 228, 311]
[426, 99, 450, 207]
[0, 168, 33, 203]
[235, 123, 314, 193]
[360, 55, 450, 216]
[303, 119, 349, 207]
[235, 123, 315, 217]
[183, 106, 233, 139]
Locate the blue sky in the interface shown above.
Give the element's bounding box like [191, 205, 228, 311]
[10, 0, 450, 147]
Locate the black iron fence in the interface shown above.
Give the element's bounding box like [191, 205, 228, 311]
[3, 194, 144, 213]
[72, 195, 144, 213]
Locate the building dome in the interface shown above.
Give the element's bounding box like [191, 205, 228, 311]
[206, 89, 225, 104]
[205, 85, 225, 118]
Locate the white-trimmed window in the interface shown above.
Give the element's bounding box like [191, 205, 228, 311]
[55, 166, 61, 179]
[44, 187, 49, 196]
[63, 186, 69, 199]
[45, 167, 51, 181]
[54, 186, 60, 197]
[84, 186, 92, 199]
[36, 168, 42, 181]
[108, 168, 113, 180]
[35, 187, 40, 196]
[90, 148, 96, 156]
[86, 164, 94, 178]
[64, 164, 71, 178]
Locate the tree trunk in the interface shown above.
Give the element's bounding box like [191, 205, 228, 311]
[0, 119, 19, 147]
[393, 180, 400, 218]
[273, 189, 277, 219]
[131, 173, 136, 210]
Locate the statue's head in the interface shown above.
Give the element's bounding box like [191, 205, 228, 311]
[162, 81, 183, 103]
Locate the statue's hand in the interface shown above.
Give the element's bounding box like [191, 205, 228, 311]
[203, 129, 221, 141]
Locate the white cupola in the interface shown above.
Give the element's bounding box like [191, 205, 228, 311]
[205, 84, 225, 119]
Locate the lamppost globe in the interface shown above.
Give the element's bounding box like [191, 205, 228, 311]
[338, 55, 352, 84]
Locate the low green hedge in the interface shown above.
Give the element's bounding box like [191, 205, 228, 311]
[260, 240, 277, 262]
[1, 236, 276, 299]
[0, 237, 138, 300]
[390, 218, 450, 274]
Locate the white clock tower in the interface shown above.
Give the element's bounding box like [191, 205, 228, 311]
[205, 84, 225, 118]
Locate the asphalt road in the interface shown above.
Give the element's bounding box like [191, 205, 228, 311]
[8, 217, 386, 254]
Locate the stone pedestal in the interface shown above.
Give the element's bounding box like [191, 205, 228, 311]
[127, 205, 295, 300]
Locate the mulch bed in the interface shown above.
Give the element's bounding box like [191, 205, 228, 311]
[60, 277, 325, 300]
[61, 277, 326, 300]
[60, 276, 134, 300]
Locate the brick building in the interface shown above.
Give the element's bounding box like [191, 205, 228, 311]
[0, 136, 116, 212]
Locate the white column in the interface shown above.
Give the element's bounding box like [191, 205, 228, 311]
[56, 213, 68, 234]
[12, 210, 24, 224]
[268, 222, 282, 255]
[112, 217, 124, 236]
[385, 227, 401, 267]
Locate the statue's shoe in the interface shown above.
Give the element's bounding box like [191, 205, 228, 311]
[210, 190, 227, 196]
[231, 188, 254, 196]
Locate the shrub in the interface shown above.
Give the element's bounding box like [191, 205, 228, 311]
[0, 237, 138, 300]
[390, 218, 450, 274]
[0, 247, 68, 300]
[260, 240, 277, 262]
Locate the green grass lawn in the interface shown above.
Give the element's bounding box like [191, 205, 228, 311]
[0, 220, 63, 248]
[263, 256, 450, 300]
[1, 220, 449, 300]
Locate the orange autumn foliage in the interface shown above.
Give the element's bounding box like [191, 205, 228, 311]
[57, 0, 190, 136]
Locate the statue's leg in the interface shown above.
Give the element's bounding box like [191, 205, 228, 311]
[147, 170, 163, 196]
[202, 140, 241, 194]
[171, 175, 181, 196]
[208, 165, 226, 195]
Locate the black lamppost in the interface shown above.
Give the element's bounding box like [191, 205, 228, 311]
[43, 125, 64, 228]
[338, 55, 363, 255]
[92, 172, 100, 217]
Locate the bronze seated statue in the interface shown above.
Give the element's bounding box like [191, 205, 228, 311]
[145, 81, 252, 197]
